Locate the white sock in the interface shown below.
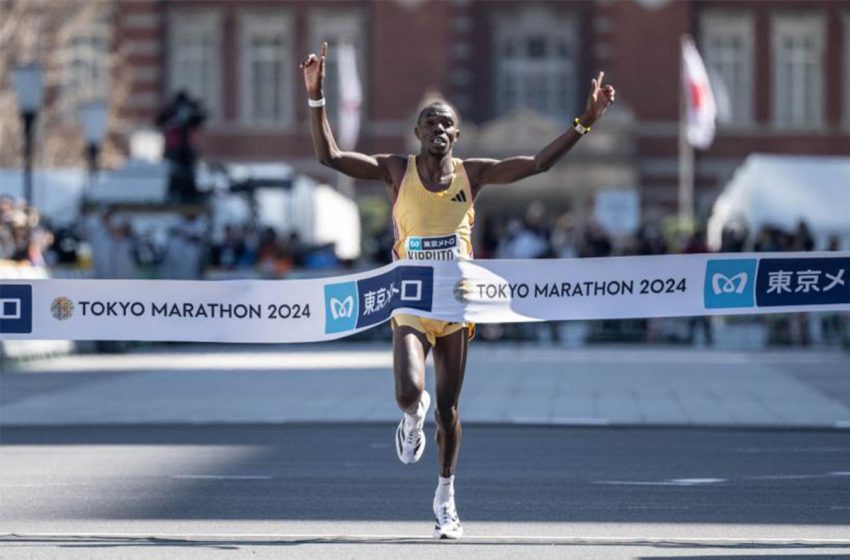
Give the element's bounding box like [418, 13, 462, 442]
[435, 475, 455, 506]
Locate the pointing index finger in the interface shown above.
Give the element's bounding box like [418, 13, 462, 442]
[321, 42, 328, 58]
[597, 71, 604, 86]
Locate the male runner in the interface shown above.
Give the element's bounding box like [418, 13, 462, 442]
[302, 42, 614, 539]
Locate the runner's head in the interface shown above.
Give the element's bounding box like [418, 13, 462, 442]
[415, 100, 460, 157]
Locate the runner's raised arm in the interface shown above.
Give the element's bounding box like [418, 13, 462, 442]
[464, 72, 615, 195]
[301, 42, 399, 184]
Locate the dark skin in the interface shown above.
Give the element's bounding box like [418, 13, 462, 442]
[302, 42, 615, 477]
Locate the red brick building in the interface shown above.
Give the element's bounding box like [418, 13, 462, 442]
[94, 0, 850, 219]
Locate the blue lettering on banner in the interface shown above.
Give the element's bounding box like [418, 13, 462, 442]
[756, 257, 850, 307]
[704, 259, 757, 309]
[356, 266, 433, 329]
[0, 284, 33, 334]
[324, 281, 358, 333]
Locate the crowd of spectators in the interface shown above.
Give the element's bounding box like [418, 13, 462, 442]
[0, 195, 52, 266]
[208, 224, 339, 275]
[4, 192, 846, 346]
[467, 202, 845, 346]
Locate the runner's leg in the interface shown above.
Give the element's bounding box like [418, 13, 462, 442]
[392, 325, 430, 413]
[432, 328, 469, 476]
[431, 327, 468, 539]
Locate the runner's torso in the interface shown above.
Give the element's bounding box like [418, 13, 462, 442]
[392, 155, 474, 261]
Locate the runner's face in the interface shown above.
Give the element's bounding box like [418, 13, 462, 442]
[416, 106, 459, 156]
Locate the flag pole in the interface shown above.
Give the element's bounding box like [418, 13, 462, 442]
[678, 34, 695, 230]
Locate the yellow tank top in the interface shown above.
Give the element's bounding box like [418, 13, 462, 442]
[392, 155, 474, 261]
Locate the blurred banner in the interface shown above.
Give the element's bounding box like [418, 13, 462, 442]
[2, 253, 849, 343]
[681, 36, 717, 149]
[337, 43, 362, 151]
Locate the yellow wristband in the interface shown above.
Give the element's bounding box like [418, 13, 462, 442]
[573, 117, 591, 135]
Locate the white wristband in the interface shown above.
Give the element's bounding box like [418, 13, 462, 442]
[308, 97, 326, 108]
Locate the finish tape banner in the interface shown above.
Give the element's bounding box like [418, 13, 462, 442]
[2, 252, 849, 343]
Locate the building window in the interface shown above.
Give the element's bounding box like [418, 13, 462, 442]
[61, 15, 111, 120]
[772, 14, 825, 128]
[492, 7, 579, 121]
[700, 11, 754, 125]
[308, 9, 366, 128]
[168, 11, 221, 119]
[240, 12, 294, 127]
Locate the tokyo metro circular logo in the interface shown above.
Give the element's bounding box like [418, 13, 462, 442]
[50, 297, 74, 321]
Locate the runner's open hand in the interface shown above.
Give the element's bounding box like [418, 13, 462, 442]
[301, 42, 327, 99]
[586, 71, 616, 121]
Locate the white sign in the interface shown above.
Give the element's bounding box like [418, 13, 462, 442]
[2, 253, 849, 343]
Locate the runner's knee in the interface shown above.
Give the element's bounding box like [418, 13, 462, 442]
[396, 383, 424, 411]
[434, 404, 459, 429]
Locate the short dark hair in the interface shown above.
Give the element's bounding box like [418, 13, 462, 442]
[416, 99, 460, 126]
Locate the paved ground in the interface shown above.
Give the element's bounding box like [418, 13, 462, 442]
[2, 344, 849, 428]
[2, 344, 850, 558]
[2, 424, 850, 559]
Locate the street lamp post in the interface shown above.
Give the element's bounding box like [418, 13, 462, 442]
[78, 100, 109, 204]
[12, 63, 45, 212]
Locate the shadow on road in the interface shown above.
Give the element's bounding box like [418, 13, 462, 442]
[2, 424, 850, 526]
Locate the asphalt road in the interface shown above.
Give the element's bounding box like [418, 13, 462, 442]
[2, 424, 850, 559]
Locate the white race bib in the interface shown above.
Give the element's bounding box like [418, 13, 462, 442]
[406, 234, 462, 260]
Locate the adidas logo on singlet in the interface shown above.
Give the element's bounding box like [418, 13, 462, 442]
[450, 190, 467, 203]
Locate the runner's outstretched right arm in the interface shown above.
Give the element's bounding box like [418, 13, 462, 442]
[301, 42, 394, 183]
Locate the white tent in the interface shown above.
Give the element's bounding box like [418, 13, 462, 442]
[708, 154, 850, 250]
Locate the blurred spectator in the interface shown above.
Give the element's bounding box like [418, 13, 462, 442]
[793, 220, 815, 251]
[156, 90, 208, 203]
[373, 224, 396, 265]
[238, 224, 259, 268]
[499, 202, 551, 259]
[549, 214, 578, 259]
[111, 222, 138, 279]
[163, 217, 204, 279]
[579, 221, 612, 258]
[827, 235, 841, 252]
[477, 217, 500, 259]
[683, 229, 709, 254]
[635, 223, 668, 255]
[683, 229, 713, 346]
[821, 236, 847, 345]
[211, 224, 246, 269]
[720, 224, 748, 252]
[0, 197, 53, 266]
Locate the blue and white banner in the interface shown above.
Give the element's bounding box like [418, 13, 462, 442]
[1, 252, 849, 343]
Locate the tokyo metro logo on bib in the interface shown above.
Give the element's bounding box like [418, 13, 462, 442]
[704, 259, 757, 309]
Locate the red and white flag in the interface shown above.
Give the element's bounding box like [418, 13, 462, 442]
[337, 43, 362, 151]
[681, 37, 717, 149]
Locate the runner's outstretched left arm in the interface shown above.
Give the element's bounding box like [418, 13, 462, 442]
[466, 72, 615, 195]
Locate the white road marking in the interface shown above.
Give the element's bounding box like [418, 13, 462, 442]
[594, 478, 726, 487]
[170, 475, 272, 480]
[3, 532, 850, 546]
[512, 417, 611, 426]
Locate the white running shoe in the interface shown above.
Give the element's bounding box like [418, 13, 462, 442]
[433, 497, 463, 540]
[395, 391, 430, 464]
